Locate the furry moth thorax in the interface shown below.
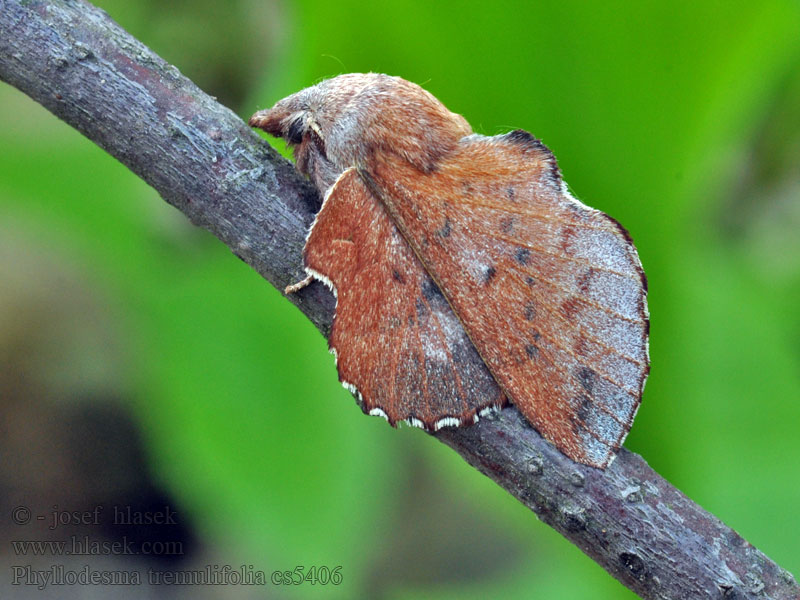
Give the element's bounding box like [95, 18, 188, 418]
[249, 73, 472, 191]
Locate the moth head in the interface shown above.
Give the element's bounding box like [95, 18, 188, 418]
[250, 73, 472, 188]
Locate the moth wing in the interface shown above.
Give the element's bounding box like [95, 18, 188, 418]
[365, 132, 649, 467]
[302, 167, 506, 429]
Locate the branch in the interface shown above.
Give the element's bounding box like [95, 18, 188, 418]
[1, 2, 796, 598]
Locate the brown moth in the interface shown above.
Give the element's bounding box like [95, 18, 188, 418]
[250, 73, 649, 468]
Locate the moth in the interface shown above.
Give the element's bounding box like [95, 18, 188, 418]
[250, 73, 649, 468]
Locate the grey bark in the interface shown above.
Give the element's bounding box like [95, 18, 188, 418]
[0, 1, 797, 598]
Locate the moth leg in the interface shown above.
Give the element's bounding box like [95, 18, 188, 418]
[284, 274, 314, 295]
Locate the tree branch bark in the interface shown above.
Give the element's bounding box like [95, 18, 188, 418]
[1, 1, 797, 598]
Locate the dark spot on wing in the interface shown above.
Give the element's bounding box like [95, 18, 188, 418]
[525, 344, 538, 359]
[578, 268, 594, 294]
[506, 186, 516, 201]
[515, 247, 530, 265]
[422, 159, 440, 173]
[483, 265, 497, 285]
[525, 276, 535, 286]
[524, 302, 536, 321]
[436, 218, 451, 238]
[392, 269, 406, 284]
[576, 395, 592, 423]
[577, 367, 596, 393]
[421, 279, 444, 301]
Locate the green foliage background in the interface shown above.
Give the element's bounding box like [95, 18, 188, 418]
[1, 1, 799, 598]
